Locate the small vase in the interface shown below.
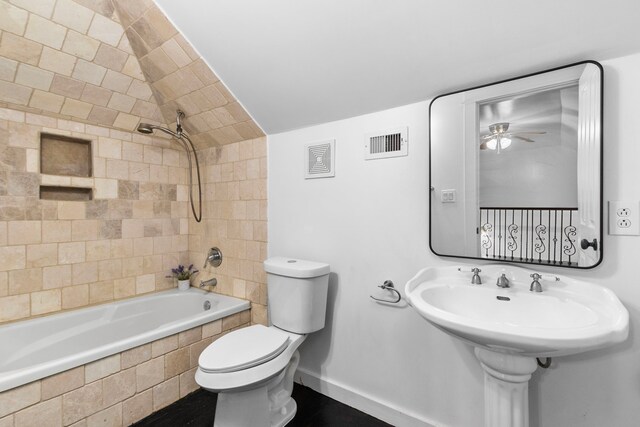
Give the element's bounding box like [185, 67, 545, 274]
[177, 279, 190, 291]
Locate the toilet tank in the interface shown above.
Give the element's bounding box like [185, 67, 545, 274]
[264, 257, 330, 334]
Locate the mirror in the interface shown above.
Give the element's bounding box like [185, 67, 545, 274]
[429, 61, 602, 268]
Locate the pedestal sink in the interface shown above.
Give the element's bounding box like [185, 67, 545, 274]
[405, 265, 628, 427]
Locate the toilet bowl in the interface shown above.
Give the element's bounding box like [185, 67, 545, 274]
[196, 257, 330, 427]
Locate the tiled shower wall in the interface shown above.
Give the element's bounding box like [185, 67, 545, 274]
[0, 0, 263, 147]
[111, 0, 264, 147]
[0, 107, 190, 323]
[0, 105, 269, 326]
[0, 0, 270, 326]
[189, 138, 269, 326]
[0, 0, 163, 132]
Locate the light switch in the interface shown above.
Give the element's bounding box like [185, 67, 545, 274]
[441, 189, 456, 203]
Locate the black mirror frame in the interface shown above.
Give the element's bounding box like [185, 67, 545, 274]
[428, 60, 604, 269]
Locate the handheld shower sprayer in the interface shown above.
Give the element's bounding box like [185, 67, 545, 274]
[137, 111, 202, 222]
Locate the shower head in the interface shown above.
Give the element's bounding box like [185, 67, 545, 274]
[136, 123, 155, 134]
[137, 123, 181, 141]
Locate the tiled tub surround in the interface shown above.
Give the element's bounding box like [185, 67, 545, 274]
[188, 137, 269, 326]
[0, 108, 191, 323]
[0, 291, 251, 426]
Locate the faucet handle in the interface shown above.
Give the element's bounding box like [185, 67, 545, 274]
[203, 247, 223, 268]
[457, 267, 481, 273]
[530, 273, 543, 292]
[529, 273, 560, 293]
[458, 267, 482, 284]
[530, 273, 560, 282]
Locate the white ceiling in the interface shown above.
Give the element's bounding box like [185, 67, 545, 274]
[155, 0, 640, 135]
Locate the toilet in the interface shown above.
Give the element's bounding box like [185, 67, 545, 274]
[195, 257, 330, 427]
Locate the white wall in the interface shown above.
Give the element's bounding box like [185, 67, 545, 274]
[268, 52, 640, 427]
[479, 144, 578, 208]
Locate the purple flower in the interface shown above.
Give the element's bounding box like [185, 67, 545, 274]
[170, 263, 199, 280]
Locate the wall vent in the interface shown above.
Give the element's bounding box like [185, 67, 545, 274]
[364, 127, 408, 160]
[304, 139, 335, 179]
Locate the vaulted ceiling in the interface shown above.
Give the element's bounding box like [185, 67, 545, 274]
[3, 0, 640, 141]
[0, 0, 263, 148]
[156, 0, 640, 134]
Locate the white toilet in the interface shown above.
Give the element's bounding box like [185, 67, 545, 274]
[195, 257, 330, 427]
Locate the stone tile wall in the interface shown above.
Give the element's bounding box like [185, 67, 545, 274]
[189, 138, 269, 325]
[111, 0, 264, 148]
[0, 107, 190, 323]
[0, 0, 264, 149]
[0, 0, 164, 132]
[0, 311, 250, 426]
[0, 105, 269, 326]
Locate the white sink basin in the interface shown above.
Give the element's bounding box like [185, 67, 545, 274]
[405, 265, 629, 357]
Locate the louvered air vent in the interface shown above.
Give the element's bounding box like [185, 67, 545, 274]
[304, 140, 335, 179]
[364, 127, 408, 160]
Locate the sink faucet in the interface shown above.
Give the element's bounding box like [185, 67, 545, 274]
[471, 268, 482, 285]
[496, 273, 510, 288]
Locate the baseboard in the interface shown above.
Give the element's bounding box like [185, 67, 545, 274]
[295, 367, 438, 427]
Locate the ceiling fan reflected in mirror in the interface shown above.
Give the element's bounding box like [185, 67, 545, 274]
[480, 122, 546, 153]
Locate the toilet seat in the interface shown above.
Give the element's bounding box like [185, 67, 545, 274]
[196, 326, 306, 392]
[199, 325, 290, 373]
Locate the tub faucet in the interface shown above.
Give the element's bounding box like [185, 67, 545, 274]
[199, 278, 217, 288]
[496, 273, 510, 288]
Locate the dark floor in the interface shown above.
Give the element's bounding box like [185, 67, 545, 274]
[133, 383, 392, 427]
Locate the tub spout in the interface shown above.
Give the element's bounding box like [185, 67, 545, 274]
[199, 278, 217, 288]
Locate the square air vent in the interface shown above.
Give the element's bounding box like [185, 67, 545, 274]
[304, 139, 335, 179]
[364, 127, 408, 160]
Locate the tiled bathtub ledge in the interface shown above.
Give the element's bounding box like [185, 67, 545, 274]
[0, 310, 250, 426]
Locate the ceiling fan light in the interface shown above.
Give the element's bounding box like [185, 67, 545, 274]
[500, 137, 511, 149]
[486, 138, 497, 150]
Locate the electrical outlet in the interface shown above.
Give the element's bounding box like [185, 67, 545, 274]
[609, 201, 640, 235]
[617, 208, 631, 217]
[617, 218, 631, 228]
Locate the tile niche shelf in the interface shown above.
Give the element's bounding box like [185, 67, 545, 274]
[39, 133, 93, 201]
[40, 186, 93, 201]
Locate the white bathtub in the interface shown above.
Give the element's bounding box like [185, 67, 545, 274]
[0, 288, 250, 392]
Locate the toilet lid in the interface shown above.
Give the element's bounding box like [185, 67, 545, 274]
[199, 325, 290, 373]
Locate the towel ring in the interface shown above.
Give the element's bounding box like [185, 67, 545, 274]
[370, 280, 402, 304]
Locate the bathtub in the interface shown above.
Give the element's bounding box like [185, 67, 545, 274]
[0, 288, 250, 392]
